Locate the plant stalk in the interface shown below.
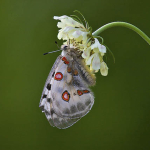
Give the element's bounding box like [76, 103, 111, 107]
[92, 22, 150, 45]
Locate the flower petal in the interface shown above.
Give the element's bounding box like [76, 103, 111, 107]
[57, 29, 68, 40]
[57, 22, 66, 28]
[100, 62, 108, 76]
[81, 32, 89, 41]
[72, 30, 82, 38]
[57, 29, 63, 39]
[63, 26, 75, 32]
[63, 17, 84, 28]
[92, 54, 100, 70]
[53, 15, 68, 20]
[91, 38, 100, 49]
[54, 15, 84, 28]
[91, 38, 106, 53]
[93, 48, 99, 53]
[99, 45, 106, 53]
[86, 54, 95, 65]
[82, 48, 91, 58]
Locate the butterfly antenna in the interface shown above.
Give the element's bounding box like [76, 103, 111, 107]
[43, 41, 62, 55]
[55, 41, 60, 49]
[43, 50, 62, 55]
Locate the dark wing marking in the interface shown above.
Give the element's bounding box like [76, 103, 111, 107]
[45, 100, 80, 129]
[51, 111, 80, 129]
[39, 55, 61, 106]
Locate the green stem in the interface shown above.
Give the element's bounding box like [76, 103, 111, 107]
[92, 22, 150, 45]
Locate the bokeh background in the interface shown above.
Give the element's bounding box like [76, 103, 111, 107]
[0, 0, 150, 150]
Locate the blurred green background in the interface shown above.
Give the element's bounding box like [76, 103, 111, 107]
[0, 0, 150, 150]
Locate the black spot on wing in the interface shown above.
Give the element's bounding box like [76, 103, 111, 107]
[52, 72, 55, 77]
[70, 105, 78, 113]
[51, 109, 55, 115]
[63, 108, 70, 114]
[73, 93, 77, 96]
[46, 83, 51, 90]
[45, 111, 51, 116]
[77, 103, 85, 111]
[42, 94, 47, 98]
[85, 99, 91, 106]
[47, 98, 51, 103]
[39, 105, 44, 111]
[72, 79, 82, 87]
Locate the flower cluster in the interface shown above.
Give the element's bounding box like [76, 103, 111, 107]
[54, 15, 108, 76]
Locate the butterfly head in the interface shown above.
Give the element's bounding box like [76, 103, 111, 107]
[61, 45, 70, 56]
[61, 45, 69, 50]
[61, 45, 82, 58]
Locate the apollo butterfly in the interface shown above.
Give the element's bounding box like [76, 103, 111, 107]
[39, 45, 96, 129]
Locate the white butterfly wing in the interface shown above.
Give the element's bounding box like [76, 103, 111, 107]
[39, 56, 80, 129]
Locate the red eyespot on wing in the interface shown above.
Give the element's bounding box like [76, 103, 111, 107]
[62, 57, 67, 61]
[77, 90, 83, 96]
[62, 57, 69, 65]
[83, 90, 90, 93]
[64, 60, 69, 65]
[54, 72, 63, 81]
[67, 67, 72, 73]
[73, 70, 78, 76]
[62, 90, 70, 102]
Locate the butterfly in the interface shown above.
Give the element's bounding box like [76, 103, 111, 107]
[39, 45, 96, 129]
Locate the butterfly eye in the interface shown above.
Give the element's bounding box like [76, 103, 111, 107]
[63, 45, 68, 50]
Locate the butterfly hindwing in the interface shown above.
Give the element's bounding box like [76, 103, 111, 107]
[45, 99, 80, 129]
[52, 84, 94, 119]
[51, 108, 80, 129]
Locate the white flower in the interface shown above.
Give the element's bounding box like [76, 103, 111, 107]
[91, 53, 101, 70]
[82, 38, 107, 73]
[72, 30, 88, 41]
[54, 15, 88, 42]
[54, 16, 84, 28]
[82, 47, 91, 59]
[54, 15, 89, 49]
[54, 14, 109, 76]
[100, 62, 108, 76]
[91, 38, 106, 53]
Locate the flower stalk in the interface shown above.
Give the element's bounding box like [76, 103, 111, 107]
[92, 22, 150, 45]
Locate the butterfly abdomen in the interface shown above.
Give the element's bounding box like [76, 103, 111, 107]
[74, 59, 96, 87]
